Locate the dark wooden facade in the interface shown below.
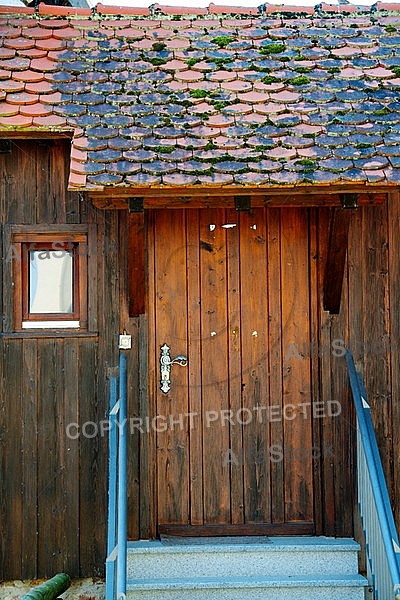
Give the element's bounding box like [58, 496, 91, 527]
[0, 139, 399, 579]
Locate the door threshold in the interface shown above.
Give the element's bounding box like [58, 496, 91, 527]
[158, 523, 315, 537]
[160, 535, 272, 546]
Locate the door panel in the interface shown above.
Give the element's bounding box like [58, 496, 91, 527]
[148, 207, 315, 534]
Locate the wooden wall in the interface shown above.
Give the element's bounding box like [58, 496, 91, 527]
[0, 139, 399, 579]
[0, 139, 127, 579]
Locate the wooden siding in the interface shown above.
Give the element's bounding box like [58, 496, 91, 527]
[0, 140, 121, 579]
[0, 139, 399, 579]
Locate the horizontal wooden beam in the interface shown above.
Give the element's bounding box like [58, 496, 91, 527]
[91, 191, 387, 210]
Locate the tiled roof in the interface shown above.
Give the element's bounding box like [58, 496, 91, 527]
[2, 4, 400, 191]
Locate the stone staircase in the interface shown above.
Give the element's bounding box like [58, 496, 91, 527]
[126, 536, 368, 599]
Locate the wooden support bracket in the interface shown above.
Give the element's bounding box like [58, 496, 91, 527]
[234, 195, 251, 212]
[128, 197, 144, 213]
[323, 208, 353, 314]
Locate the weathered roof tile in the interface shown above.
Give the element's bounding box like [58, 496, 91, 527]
[0, 113, 33, 126]
[1, 5, 400, 190]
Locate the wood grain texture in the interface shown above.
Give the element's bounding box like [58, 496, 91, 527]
[0, 141, 107, 580]
[150, 208, 316, 534]
[1, 138, 400, 578]
[317, 208, 337, 537]
[21, 338, 38, 578]
[128, 212, 145, 316]
[199, 209, 231, 525]
[388, 191, 400, 529]
[155, 209, 190, 525]
[240, 209, 271, 523]
[91, 191, 387, 210]
[323, 208, 352, 314]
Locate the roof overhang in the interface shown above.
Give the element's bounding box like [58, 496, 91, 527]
[89, 185, 390, 208]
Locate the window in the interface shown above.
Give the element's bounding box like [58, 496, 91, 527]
[12, 231, 88, 331]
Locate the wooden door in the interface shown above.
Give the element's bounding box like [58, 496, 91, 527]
[148, 207, 315, 536]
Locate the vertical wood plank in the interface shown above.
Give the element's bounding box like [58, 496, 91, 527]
[143, 209, 156, 538]
[79, 340, 105, 576]
[330, 242, 353, 537]
[309, 208, 323, 535]
[128, 212, 145, 317]
[281, 209, 313, 523]
[155, 209, 190, 525]
[87, 223, 99, 332]
[186, 209, 204, 525]
[21, 339, 38, 578]
[267, 208, 284, 524]
[200, 209, 230, 524]
[317, 207, 336, 535]
[4, 140, 36, 223]
[49, 140, 67, 223]
[2, 225, 15, 333]
[37, 340, 65, 576]
[125, 316, 140, 540]
[388, 191, 400, 528]
[0, 340, 23, 579]
[35, 142, 52, 224]
[363, 204, 392, 490]
[240, 208, 271, 523]
[139, 313, 153, 538]
[63, 338, 80, 574]
[225, 208, 244, 524]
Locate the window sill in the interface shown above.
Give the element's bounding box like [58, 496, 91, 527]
[1, 331, 99, 339]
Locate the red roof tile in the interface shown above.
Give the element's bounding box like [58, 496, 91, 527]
[152, 3, 207, 15]
[0, 6, 33, 14]
[208, 3, 259, 14]
[13, 69, 44, 82]
[7, 92, 39, 105]
[1, 5, 400, 191]
[0, 113, 33, 126]
[32, 114, 68, 127]
[20, 102, 52, 117]
[38, 4, 91, 16]
[97, 3, 150, 16]
[25, 80, 53, 93]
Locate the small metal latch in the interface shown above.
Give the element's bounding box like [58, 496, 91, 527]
[160, 343, 188, 394]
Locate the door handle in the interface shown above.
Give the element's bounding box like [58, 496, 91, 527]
[160, 343, 188, 394]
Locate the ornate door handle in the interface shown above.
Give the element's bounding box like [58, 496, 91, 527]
[160, 343, 188, 394]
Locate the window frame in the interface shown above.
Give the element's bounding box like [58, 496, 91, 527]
[12, 231, 88, 331]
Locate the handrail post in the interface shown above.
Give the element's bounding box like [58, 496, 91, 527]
[117, 353, 127, 599]
[107, 376, 118, 556]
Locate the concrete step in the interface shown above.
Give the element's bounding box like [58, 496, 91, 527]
[126, 574, 367, 600]
[127, 536, 361, 579]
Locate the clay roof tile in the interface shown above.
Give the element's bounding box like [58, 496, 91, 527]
[0, 6, 400, 190]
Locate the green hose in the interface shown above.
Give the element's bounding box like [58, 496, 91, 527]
[20, 573, 71, 600]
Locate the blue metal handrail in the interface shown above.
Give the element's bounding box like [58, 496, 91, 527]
[346, 350, 400, 600]
[106, 353, 128, 600]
